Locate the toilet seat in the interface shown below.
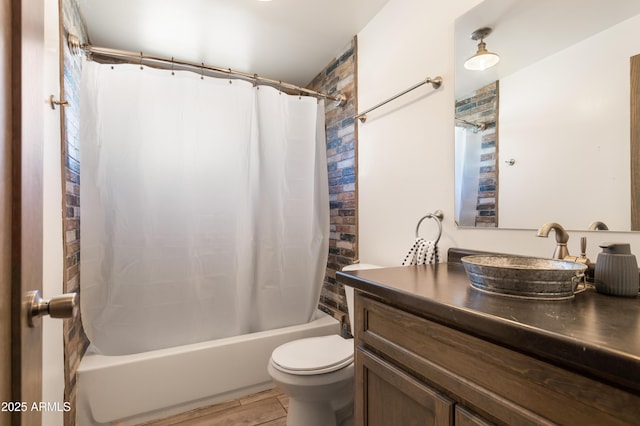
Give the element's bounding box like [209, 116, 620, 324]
[271, 335, 354, 375]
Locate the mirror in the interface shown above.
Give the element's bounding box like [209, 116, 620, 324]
[454, 0, 640, 231]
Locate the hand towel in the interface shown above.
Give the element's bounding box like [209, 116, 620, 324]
[402, 238, 439, 266]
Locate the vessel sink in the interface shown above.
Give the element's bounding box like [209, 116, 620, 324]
[461, 255, 587, 300]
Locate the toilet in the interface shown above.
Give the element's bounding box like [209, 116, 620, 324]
[267, 263, 382, 426]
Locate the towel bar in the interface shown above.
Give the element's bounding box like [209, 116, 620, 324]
[415, 210, 444, 245]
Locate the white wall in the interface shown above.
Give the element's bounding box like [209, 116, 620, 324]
[357, 0, 640, 266]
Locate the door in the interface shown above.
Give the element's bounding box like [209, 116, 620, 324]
[0, 0, 13, 423]
[6, 0, 45, 425]
[631, 54, 640, 229]
[42, 0, 65, 424]
[355, 347, 454, 426]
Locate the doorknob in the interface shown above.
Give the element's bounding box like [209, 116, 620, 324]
[26, 290, 78, 328]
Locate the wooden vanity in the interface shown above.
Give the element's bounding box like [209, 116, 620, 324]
[336, 252, 640, 425]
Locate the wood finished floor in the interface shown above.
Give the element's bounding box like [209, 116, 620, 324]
[139, 387, 289, 426]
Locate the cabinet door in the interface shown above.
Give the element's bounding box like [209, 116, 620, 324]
[455, 406, 494, 426]
[355, 347, 454, 426]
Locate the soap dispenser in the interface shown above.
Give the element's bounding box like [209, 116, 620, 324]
[594, 243, 639, 297]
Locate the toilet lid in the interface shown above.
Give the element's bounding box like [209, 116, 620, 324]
[271, 335, 354, 375]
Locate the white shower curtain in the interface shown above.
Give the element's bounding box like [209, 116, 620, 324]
[80, 62, 329, 356]
[454, 127, 481, 227]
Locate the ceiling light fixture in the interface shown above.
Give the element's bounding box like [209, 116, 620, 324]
[464, 27, 500, 71]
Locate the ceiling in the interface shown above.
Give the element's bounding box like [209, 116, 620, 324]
[77, 0, 390, 87]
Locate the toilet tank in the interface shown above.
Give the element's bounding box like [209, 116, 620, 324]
[341, 264, 382, 333]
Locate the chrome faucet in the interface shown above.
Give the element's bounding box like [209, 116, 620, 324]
[536, 222, 570, 259]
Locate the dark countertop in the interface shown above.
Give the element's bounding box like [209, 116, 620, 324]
[337, 262, 640, 394]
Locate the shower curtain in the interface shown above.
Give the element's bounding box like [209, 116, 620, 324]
[80, 62, 329, 356]
[454, 127, 481, 227]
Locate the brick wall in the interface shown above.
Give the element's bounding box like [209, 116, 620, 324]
[61, 1, 89, 424]
[455, 81, 499, 227]
[307, 37, 359, 335]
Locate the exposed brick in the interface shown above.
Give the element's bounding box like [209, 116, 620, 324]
[306, 38, 358, 331]
[61, 2, 90, 423]
[455, 81, 499, 228]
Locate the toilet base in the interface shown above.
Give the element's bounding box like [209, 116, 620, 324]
[335, 401, 354, 426]
[268, 361, 354, 426]
[287, 399, 335, 426]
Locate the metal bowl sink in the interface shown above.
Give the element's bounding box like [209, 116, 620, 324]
[461, 255, 587, 300]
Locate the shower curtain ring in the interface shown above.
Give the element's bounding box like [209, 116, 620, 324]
[229, 68, 232, 84]
[253, 74, 258, 88]
[171, 57, 175, 76]
[139, 52, 143, 70]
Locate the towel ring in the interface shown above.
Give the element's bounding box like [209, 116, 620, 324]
[415, 210, 444, 245]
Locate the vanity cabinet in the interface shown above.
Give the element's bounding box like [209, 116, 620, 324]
[356, 346, 454, 425]
[353, 292, 640, 425]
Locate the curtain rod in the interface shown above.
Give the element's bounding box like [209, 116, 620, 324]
[455, 118, 486, 132]
[355, 76, 443, 123]
[68, 35, 347, 106]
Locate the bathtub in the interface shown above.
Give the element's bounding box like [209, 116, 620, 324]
[76, 310, 340, 425]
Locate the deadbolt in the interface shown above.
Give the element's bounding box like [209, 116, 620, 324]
[26, 290, 78, 328]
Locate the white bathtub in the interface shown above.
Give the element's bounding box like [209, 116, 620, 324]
[76, 310, 340, 425]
